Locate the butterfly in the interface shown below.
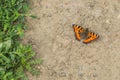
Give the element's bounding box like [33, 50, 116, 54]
[73, 24, 99, 43]
[72, 24, 85, 40]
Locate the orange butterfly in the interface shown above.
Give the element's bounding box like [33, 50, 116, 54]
[83, 31, 99, 43]
[73, 24, 99, 43]
[73, 24, 84, 40]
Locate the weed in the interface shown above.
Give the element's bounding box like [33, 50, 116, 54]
[0, 0, 41, 80]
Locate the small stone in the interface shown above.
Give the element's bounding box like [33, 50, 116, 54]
[37, 66, 41, 69]
[92, 73, 97, 77]
[108, 46, 112, 49]
[78, 73, 84, 77]
[72, 40, 75, 43]
[58, 43, 62, 47]
[59, 71, 66, 77]
[49, 71, 57, 76]
[47, 14, 52, 17]
[117, 14, 120, 19]
[106, 20, 110, 23]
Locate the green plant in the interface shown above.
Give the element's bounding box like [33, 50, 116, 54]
[0, 0, 41, 80]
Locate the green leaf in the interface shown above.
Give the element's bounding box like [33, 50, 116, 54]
[15, 66, 24, 79]
[30, 15, 38, 19]
[13, 10, 20, 21]
[0, 42, 3, 52]
[25, 63, 32, 71]
[30, 59, 43, 65]
[16, 3, 22, 11]
[31, 68, 40, 75]
[23, 3, 29, 12]
[11, 0, 16, 5]
[5, 72, 13, 77]
[4, 23, 10, 31]
[0, 67, 4, 71]
[0, 39, 11, 51]
[0, 54, 10, 63]
[4, 39, 12, 50]
[10, 54, 15, 61]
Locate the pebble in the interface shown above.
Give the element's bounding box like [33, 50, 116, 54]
[92, 73, 97, 77]
[78, 73, 84, 77]
[106, 20, 110, 23]
[117, 14, 120, 19]
[59, 71, 66, 77]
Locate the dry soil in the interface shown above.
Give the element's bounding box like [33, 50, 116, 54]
[23, 0, 120, 80]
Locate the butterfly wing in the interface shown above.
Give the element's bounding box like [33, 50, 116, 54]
[83, 32, 99, 43]
[73, 24, 84, 40]
[75, 32, 81, 40]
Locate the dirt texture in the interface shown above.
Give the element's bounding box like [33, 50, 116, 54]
[23, 0, 120, 80]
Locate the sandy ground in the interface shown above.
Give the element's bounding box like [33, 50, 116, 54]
[23, 0, 120, 80]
